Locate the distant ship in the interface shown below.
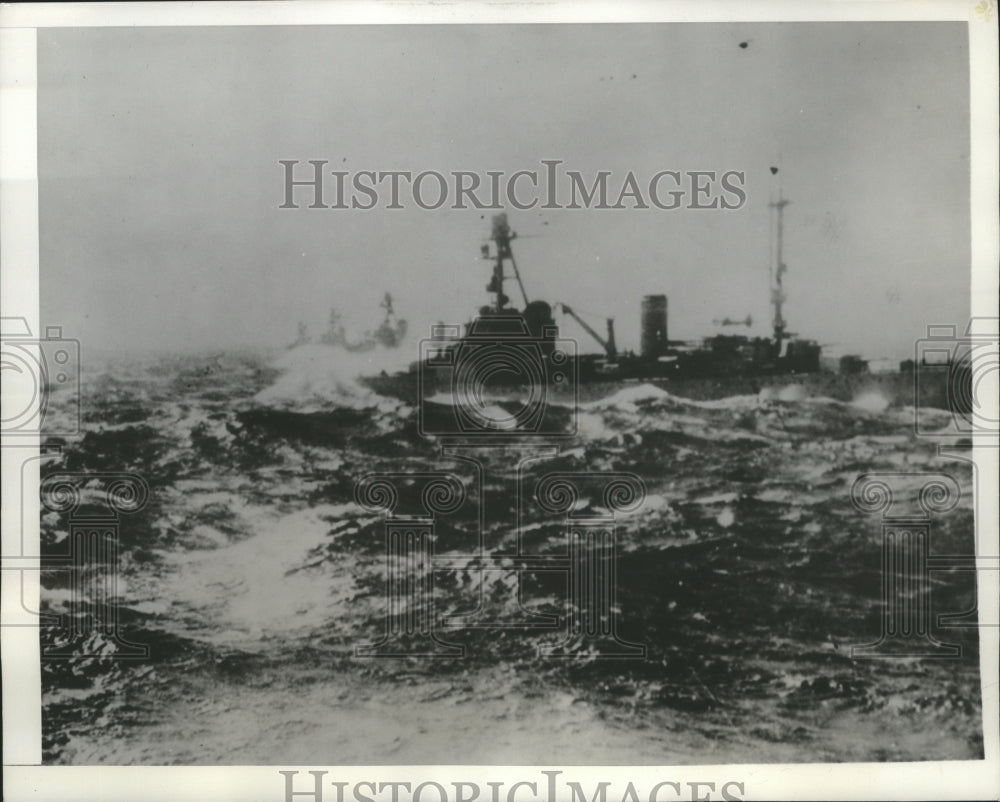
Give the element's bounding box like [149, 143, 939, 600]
[360, 183, 968, 419]
[291, 292, 408, 352]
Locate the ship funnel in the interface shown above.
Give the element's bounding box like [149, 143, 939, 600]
[641, 294, 668, 359]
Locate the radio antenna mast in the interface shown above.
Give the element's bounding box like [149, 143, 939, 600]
[769, 167, 789, 348]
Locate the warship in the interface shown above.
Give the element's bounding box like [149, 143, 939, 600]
[291, 292, 408, 352]
[360, 194, 970, 422]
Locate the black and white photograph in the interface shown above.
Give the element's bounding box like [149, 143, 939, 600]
[1, 3, 998, 800]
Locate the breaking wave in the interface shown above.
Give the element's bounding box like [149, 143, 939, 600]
[256, 343, 412, 408]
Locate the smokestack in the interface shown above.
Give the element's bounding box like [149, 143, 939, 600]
[641, 294, 668, 358]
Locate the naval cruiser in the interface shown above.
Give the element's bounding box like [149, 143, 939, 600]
[359, 204, 970, 424]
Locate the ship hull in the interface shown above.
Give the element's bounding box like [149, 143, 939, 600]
[361, 367, 961, 413]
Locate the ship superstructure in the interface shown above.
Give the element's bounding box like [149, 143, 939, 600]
[416, 181, 822, 387]
[359, 174, 967, 415]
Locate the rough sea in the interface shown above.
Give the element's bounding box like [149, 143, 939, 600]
[39, 344, 983, 765]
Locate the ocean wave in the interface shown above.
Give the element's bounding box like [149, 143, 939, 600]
[40, 348, 982, 766]
[254, 343, 412, 414]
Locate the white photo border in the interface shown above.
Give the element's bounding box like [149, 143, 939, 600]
[1, 2, 997, 800]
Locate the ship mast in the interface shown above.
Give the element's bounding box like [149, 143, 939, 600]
[380, 292, 395, 320]
[484, 213, 529, 312]
[769, 168, 789, 349]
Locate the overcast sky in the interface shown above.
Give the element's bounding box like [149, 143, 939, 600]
[39, 23, 969, 361]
